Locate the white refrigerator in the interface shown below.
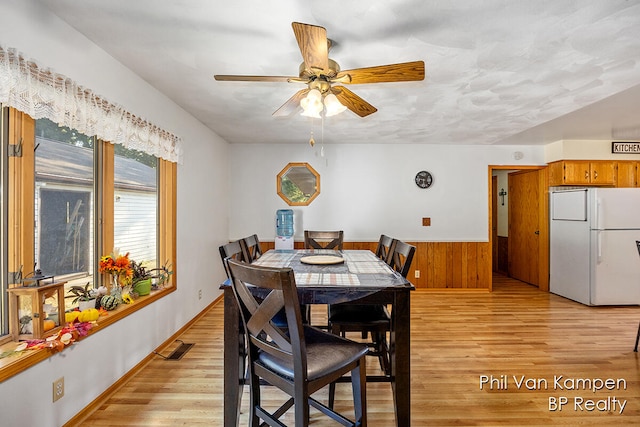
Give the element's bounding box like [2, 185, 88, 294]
[549, 187, 640, 305]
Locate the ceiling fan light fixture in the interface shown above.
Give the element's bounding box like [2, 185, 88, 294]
[300, 89, 323, 118]
[323, 93, 347, 117]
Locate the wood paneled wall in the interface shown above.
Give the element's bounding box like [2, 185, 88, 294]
[261, 240, 492, 290]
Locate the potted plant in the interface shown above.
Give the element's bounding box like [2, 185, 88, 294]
[130, 260, 173, 296]
[68, 283, 97, 311]
[130, 260, 153, 296]
[148, 260, 173, 289]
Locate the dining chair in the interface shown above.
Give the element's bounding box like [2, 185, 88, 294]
[241, 233, 263, 262]
[219, 240, 246, 279]
[374, 234, 396, 263]
[328, 238, 416, 377]
[388, 239, 417, 278]
[227, 259, 368, 427]
[304, 230, 344, 250]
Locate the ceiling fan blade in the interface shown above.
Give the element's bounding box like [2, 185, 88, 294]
[331, 86, 377, 117]
[292, 22, 329, 74]
[273, 89, 310, 117]
[336, 60, 425, 84]
[214, 75, 294, 83]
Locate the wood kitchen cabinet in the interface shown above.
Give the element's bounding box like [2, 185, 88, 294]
[616, 161, 639, 187]
[548, 160, 616, 186]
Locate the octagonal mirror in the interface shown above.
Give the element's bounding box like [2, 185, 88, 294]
[277, 162, 320, 206]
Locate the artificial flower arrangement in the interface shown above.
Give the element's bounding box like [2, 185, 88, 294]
[99, 250, 133, 287]
[98, 250, 172, 304]
[98, 250, 136, 304]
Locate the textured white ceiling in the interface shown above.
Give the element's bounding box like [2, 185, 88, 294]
[37, 0, 640, 146]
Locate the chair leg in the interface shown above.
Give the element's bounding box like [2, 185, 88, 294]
[351, 360, 367, 426]
[371, 331, 391, 375]
[635, 321, 640, 352]
[381, 334, 391, 376]
[326, 322, 340, 410]
[249, 371, 261, 426]
[294, 388, 310, 427]
[328, 382, 336, 409]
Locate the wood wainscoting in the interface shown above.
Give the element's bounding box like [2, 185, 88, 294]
[261, 240, 492, 290]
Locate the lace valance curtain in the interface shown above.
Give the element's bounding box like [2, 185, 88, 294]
[0, 46, 183, 163]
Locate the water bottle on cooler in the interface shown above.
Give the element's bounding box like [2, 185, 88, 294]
[276, 209, 294, 237]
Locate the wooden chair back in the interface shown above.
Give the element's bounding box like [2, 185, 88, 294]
[304, 230, 344, 250]
[219, 240, 246, 279]
[389, 240, 416, 278]
[241, 234, 263, 262]
[227, 259, 306, 380]
[375, 234, 396, 264]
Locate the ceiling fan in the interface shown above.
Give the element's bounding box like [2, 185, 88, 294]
[214, 22, 425, 118]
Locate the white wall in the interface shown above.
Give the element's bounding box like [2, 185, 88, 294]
[494, 170, 513, 237]
[1, 1, 229, 426]
[230, 143, 545, 243]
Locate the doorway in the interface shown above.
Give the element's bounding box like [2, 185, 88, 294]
[488, 165, 549, 291]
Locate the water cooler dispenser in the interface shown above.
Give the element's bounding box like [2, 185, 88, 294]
[275, 209, 294, 250]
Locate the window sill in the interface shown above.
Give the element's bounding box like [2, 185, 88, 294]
[0, 286, 175, 383]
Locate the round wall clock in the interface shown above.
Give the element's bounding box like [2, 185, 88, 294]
[415, 170, 433, 189]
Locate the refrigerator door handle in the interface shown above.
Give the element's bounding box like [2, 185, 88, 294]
[596, 230, 602, 263]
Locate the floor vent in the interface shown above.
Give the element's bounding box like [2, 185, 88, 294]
[155, 340, 195, 361]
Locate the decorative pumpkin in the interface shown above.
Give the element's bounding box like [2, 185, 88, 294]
[100, 295, 119, 311]
[65, 311, 80, 323]
[78, 308, 100, 322]
[43, 319, 56, 331]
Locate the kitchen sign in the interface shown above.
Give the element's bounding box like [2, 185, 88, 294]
[612, 141, 640, 153]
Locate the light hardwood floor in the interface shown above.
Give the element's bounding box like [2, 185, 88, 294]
[78, 275, 640, 426]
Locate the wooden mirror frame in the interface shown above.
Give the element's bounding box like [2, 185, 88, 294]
[277, 162, 320, 206]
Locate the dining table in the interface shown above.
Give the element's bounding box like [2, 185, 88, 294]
[222, 249, 415, 426]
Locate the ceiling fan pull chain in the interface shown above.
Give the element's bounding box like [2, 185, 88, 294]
[321, 114, 325, 157]
[309, 130, 315, 147]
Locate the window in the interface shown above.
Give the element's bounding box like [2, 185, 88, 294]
[113, 145, 158, 270]
[0, 107, 176, 348]
[35, 118, 95, 286]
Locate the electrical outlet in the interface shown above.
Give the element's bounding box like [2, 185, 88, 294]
[198, 289, 202, 300]
[53, 377, 64, 402]
[415, 270, 421, 279]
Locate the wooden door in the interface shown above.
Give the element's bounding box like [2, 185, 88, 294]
[508, 170, 540, 286]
